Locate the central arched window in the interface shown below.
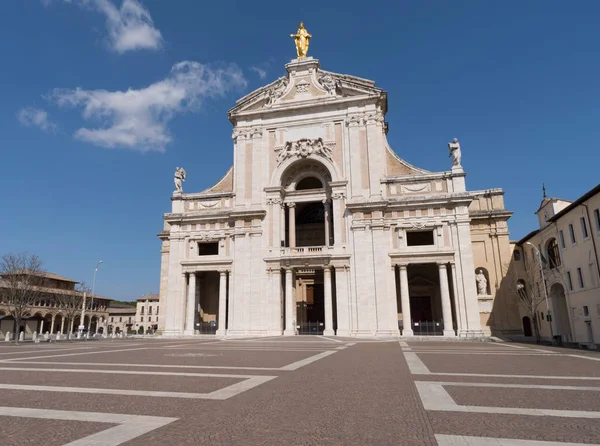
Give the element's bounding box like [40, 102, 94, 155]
[546, 238, 561, 269]
[296, 177, 323, 190]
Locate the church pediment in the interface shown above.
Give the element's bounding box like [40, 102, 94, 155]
[228, 58, 385, 120]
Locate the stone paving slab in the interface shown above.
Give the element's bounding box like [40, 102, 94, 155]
[418, 352, 600, 376]
[429, 412, 600, 444]
[0, 370, 241, 393]
[10, 348, 326, 368]
[0, 415, 113, 446]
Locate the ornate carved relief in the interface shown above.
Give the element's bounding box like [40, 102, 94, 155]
[266, 77, 289, 105]
[318, 72, 338, 94]
[295, 80, 310, 94]
[195, 231, 225, 241]
[332, 192, 346, 200]
[232, 126, 263, 142]
[346, 112, 385, 127]
[401, 183, 432, 194]
[266, 198, 283, 205]
[275, 138, 334, 164]
[198, 200, 221, 208]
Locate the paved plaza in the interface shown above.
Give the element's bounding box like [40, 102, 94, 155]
[0, 338, 598, 445]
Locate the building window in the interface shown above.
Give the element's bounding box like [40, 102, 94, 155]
[198, 242, 219, 255]
[119, 317, 122, 322]
[559, 230, 566, 249]
[567, 271, 573, 291]
[111, 317, 114, 323]
[156, 306, 159, 315]
[128, 317, 131, 323]
[513, 250, 521, 261]
[577, 267, 585, 288]
[581, 217, 589, 239]
[149, 306, 152, 315]
[569, 224, 576, 244]
[594, 209, 600, 233]
[406, 230, 434, 246]
[140, 307, 144, 314]
[140, 316, 144, 322]
[546, 238, 561, 268]
[583, 305, 590, 317]
[156, 316, 159, 322]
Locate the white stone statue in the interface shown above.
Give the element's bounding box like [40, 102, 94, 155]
[448, 137, 461, 167]
[318, 72, 337, 94]
[267, 77, 288, 104]
[476, 269, 488, 295]
[174, 167, 186, 193]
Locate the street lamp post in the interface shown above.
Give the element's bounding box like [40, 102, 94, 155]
[90, 260, 103, 334]
[525, 242, 555, 341]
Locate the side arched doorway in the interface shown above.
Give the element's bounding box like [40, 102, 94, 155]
[522, 316, 532, 337]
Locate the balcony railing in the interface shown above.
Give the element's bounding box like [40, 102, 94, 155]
[280, 246, 327, 256]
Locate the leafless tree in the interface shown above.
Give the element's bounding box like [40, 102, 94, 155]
[55, 282, 91, 340]
[0, 253, 44, 344]
[514, 264, 547, 343]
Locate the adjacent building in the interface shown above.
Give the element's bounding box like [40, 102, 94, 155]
[107, 304, 136, 334]
[158, 48, 521, 337]
[513, 184, 600, 347]
[0, 271, 111, 338]
[135, 293, 160, 334]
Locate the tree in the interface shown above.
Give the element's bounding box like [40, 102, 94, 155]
[0, 253, 44, 345]
[55, 282, 91, 340]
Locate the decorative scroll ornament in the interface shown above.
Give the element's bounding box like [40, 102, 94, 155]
[275, 138, 334, 164]
[266, 77, 289, 105]
[318, 72, 338, 94]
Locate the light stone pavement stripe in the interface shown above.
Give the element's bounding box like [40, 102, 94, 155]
[415, 381, 600, 419]
[2, 347, 149, 362]
[426, 381, 600, 392]
[403, 351, 431, 374]
[399, 341, 410, 350]
[0, 376, 276, 400]
[570, 354, 600, 362]
[318, 335, 344, 343]
[414, 352, 562, 356]
[158, 346, 333, 352]
[435, 434, 600, 446]
[0, 347, 95, 356]
[279, 350, 338, 370]
[0, 405, 177, 446]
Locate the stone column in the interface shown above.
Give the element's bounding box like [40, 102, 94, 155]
[438, 262, 455, 337]
[216, 271, 228, 336]
[39, 320, 44, 334]
[399, 265, 413, 336]
[323, 267, 335, 335]
[283, 268, 295, 336]
[280, 203, 286, 248]
[288, 203, 296, 248]
[184, 273, 196, 335]
[271, 268, 282, 333]
[323, 200, 331, 247]
[60, 317, 65, 334]
[50, 315, 55, 333]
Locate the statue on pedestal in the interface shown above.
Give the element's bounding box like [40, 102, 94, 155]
[476, 269, 488, 295]
[448, 137, 462, 167]
[290, 22, 312, 59]
[174, 167, 186, 193]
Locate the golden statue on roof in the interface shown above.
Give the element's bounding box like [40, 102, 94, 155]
[290, 22, 312, 59]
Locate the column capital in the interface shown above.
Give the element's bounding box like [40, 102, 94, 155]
[322, 266, 331, 273]
[398, 263, 409, 270]
[217, 269, 228, 276]
[436, 261, 449, 268]
[287, 202, 296, 208]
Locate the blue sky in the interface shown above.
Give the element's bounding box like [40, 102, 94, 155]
[1, 1, 599, 301]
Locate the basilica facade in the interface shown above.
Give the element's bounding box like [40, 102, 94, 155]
[158, 55, 521, 338]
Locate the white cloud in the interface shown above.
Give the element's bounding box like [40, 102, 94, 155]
[50, 61, 247, 152]
[17, 107, 57, 132]
[54, 0, 163, 53]
[249, 65, 267, 79]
